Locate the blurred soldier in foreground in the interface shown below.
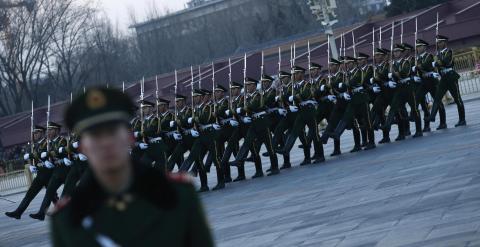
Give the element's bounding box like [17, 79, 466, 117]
[51, 87, 214, 247]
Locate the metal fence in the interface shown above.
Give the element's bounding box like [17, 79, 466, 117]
[0, 169, 31, 194]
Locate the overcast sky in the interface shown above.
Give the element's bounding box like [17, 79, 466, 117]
[95, 0, 189, 30]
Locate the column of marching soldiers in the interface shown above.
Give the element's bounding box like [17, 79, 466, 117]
[5, 21, 466, 221]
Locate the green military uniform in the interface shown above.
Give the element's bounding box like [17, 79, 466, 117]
[5, 129, 56, 220]
[61, 136, 88, 198]
[232, 78, 279, 177]
[31, 124, 71, 221]
[279, 66, 325, 164]
[331, 56, 375, 151]
[166, 97, 193, 172]
[430, 35, 466, 127]
[382, 44, 422, 140]
[179, 89, 225, 191]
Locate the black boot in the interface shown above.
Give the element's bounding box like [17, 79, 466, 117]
[437, 123, 447, 130]
[428, 102, 440, 123]
[350, 127, 362, 153]
[280, 154, 291, 169]
[455, 103, 466, 127]
[364, 128, 376, 150]
[212, 166, 225, 191]
[360, 127, 368, 147]
[5, 193, 33, 220]
[423, 120, 431, 132]
[395, 120, 406, 141]
[233, 163, 246, 182]
[312, 140, 325, 163]
[404, 119, 411, 136]
[252, 155, 264, 179]
[378, 128, 391, 144]
[223, 161, 232, 183]
[320, 131, 330, 144]
[300, 144, 312, 166]
[197, 168, 210, 193]
[330, 139, 342, 156]
[412, 111, 423, 138]
[29, 212, 45, 221]
[277, 134, 296, 156]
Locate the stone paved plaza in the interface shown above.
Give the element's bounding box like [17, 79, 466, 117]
[1, 96, 480, 247]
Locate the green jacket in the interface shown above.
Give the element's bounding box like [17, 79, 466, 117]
[392, 59, 411, 80]
[347, 68, 362, 89]
[435, 48, 454, 69]
[245, 92, 264, 114]
[51, 163, 214, 247]
[416, 52, 435, 78]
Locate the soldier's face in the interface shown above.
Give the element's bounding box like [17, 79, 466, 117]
[246, 84, 256, 93]
[214, 91, 224, 101]
[358, 58, 367, 66]
[310, 69, 319, 77]
[203, 94, 211, 102]
[81, 123, 133, 194]
[437, 41, 446, 49]
[346, 62, 355, 70]
[33, 131, 44, 141]
[47, 129, 58, 139]
[416, 46, 426, 54]
[142, 106, 151, 116]
[176, 100, 185, 109]
[231, 88, 240, 96]
[294, 72, 304, 81]
[281, 77, 290, 85]
[394, 51, 402, 58]
[262, 80, 271, 89]
[158, 104, 167, 112]
[374, 54, 384, 63]
[193, 95, 202, 104]
[329, 64, 338, 73]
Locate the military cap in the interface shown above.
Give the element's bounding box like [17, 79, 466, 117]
[157, 98, 170, 105]
[261, 74, 275, 82]
[329, 58, 342, 65]
[65, 87, 135, 133]
[192, 89, 204, 97]
[357, 53, 370, 59]
[416, 39, 429, 46]
[402, 43, 414, 51]
[293, 66, 306, 72]
[343, 56, 357, 63]
[393, 44, 405, 52]
[230, 81, 243, 88]
[34, 125, 46, 132]
[245, 77, 258, 85]
[214, 85, 227, 92]
[310, 63, 322, 70]
[138, 100, 155, 108]
[375, 48, 387, 55]
[279, 71, 291, 78]
[382, 48, 391, 54]
[436, 35, 449, 42]
[47, 122, 62, 130]
[201, 89, 212, 95]
[175, 94, 187, 101]
[338, 56, 345, 63]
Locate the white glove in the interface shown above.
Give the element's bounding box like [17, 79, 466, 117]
[275, 96, 280, 102]
[134, 131, 139, 138]
[289, 105, 299, 112]
[169, 121, 175, 128]
[342, 93, 351, 101]
[388, 73, 393, 79]
[44, 161, 55, 169]
[373, 86, 381, 93]
[414, 76, 421, 83]
[236, 107, 242, 114]
[388, 81, 397, 88]
[41, 152, 47, 159]
[63, 158, 72, 166]
[432, 61, 436, 67]
[370, 78, 374, 84]
[187, 117, 193, 124]
[338, 83, 344, 89]
[190, 130, 200, 137]
[24, 153, 30, 161]
[242, 117, 252, 124]
[173, 133, 182, 140]
[320, 85, 326, 92]
[78, 153, 88, 161]
[278, 109, 287, 116]
[229, 120, 239, 127]
[29, 165, 37, 173]
[327, 95, 336, 102]
[72, 142, 79, 149]
[411, 66, 416, 73]
[58, 147, 64, 154]
[432, 73, 440, 79]
[288, 96, 294, 102]
[213, 124, 221, 130]
[139, 143, 149, 150]
[225, 110, 230, 116]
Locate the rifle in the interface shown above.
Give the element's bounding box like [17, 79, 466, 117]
[140, 77, 145, 135]
[389, 21, 394, 73]
[415, 18, 418, 68]
[46, 95, 50, 153]
[372, 27, 376, 78]
[191, 66, 195, 118]
[30, 100, 34, 165]
[400, 19, 404, 44]
[278, 46, 282, 96]
[291, 43, 296, 106]
[198, 66, 202, 90]
[122, 82, 125, 93]
[261, 50, 265, 104]
[243, 53, 247, 109]
[307, 40, 312, 84]
[212, 61, 217, 121]
[435, 12, 439, 54]
[327, 35, 331, 85]
[228, 58, 233, 110]
[352, 31, 357, 57]
[155, 75, 161, 134]
[174, 70, 178, 121]
[379, 26, 382, 49]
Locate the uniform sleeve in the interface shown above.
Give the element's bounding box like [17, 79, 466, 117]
[50, 215, 67, 247]
[186, 185, 215, 247]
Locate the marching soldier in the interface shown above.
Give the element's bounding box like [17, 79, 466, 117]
[413, 39, 447, 132]
[429, 35, 466, 127]
[5, 125, 55, 219]
[382, 44, 423, 141]
[166, 95, 193, 172]
[231, 77, 280, 177]
[130, 100, 155, 163]
[278, 65, 325, 164]
[30, 122, 70, 221]
[52, 87, 214, 246]
[357, 53, 376, 148]
[61, 134, 88, 198]
[179, 89, 225, 192]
